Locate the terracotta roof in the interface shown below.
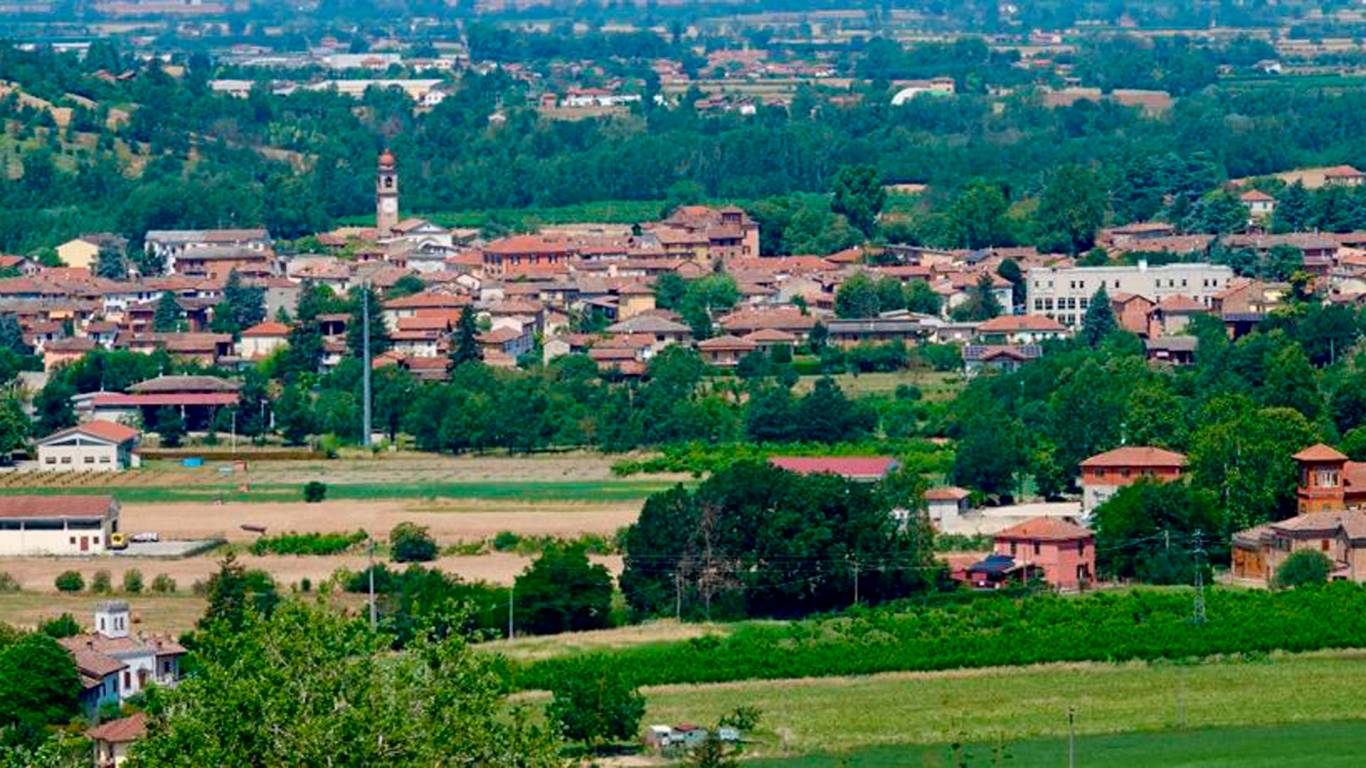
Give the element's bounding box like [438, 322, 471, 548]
[1080, 446, 1187, 468]
[924, 486, 971, 501]
[127, 375, 239, 394]
[697, 334, 757, 352]
[0, 495, 114, 519]
[483, 235, 573, 256]
[87, 713, 147, 743]
[1239, 189, 1275, 202]
[1293, 443, 1349, 462]
[744, 328, 797, 343]
[1155, 294, 1205, 312]
[62, 643, 127, 681]
[1271, 509, 1366, 540]
[1324, 164, 1363, 178]
[977, 315, 1066, 333]
[768, 456, 899, 479]
[241, 321, 290, 337]
[41, 421, 140, 445]
[995, 517, 1093, 541]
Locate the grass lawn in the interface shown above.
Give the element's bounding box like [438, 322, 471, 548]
[485, 620, 736, 663]
[793, 370, 964, 400]
[642, 652, 1366, 756]
[750, 719, 1366, 767]
[0, 479, 677, 504]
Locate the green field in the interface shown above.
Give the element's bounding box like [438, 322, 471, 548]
[642, 652, 1366, 756]
[751, 720, 1366, 767]
[0, 479, 677, 504]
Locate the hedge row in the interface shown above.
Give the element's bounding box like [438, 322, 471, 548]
[249, 530, 367, 556]
[511, 585, 1366, 691]
[611, 439, 954, 477]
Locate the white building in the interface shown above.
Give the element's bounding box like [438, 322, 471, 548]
[36, 422, 141, 472]
[891, 77, 956, 105]
[238, 321, 290, 360]
[1026, 262, 1234, 327]
[60, 602, 186, 707]
[0, 495, 118, 555]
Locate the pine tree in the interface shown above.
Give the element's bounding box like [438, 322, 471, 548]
[1081, 285, 1118, 347]
[94, 245, 126, 280]
[449, 306, 482, 369]
[153, 291, 182, 332]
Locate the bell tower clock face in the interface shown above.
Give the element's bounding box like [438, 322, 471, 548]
[381, 197, 397, 213]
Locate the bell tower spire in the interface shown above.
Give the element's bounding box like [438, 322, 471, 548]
[376, 149, 398, 234]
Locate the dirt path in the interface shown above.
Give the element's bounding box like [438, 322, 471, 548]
[118, 498, 640, 543]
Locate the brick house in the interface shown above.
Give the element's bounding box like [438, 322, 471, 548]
[1231, 443, 1366, 584]
[1079, 446, 1187, 514]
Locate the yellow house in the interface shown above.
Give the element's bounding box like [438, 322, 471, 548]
[56, 237, 100, 270]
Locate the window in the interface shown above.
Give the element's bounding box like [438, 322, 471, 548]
[1009, 542, 1017, 556]
[1033, 541, 1041, 556]
[123, 671, 131, 688]
[99, 456, 110, 464]
[60, 456, 71, 464]
[44, 457, 55, 464]
[83, 456, 94, 464]
[1323, 540, 1331, 551]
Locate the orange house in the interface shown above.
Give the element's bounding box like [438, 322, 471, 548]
[1079, 446, 1186, 514]
[1293, 443, 1366, 514]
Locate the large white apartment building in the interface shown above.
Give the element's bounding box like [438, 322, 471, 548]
[1026, 261, 1235, 326]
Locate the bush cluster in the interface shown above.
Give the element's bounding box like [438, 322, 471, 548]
[610, 439, 953, 477]
[249, 530, 367, 556]
[514, 584, 1366, 690]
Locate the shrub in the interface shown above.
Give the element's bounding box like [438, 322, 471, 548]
[491, 531, 522, 552]
[90, 570, 112, 594]
[303, 481, 327, 503]
[719, 705, 762, 732]
[151, 574, 177, 594]
[122, 569, 144, 594]
[299, 577, 312, 593]
[0, 571, 19, 593]
[39, 613, 81, 638]
[1274, 549, 1332, 589]
[390, 522, 438, 563]
[249, 530, 366, 556]
[54, 571, 84, 592]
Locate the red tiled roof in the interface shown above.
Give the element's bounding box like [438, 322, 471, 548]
[0, 495, 114, 519]
[89, 393, 239, 407]
[768, 456, 899, 479]
[977, 315, 1066, 333]
[1080, 446, 1187, 468]
[924, 486, 971, 501]
[995, 517, 1093, 542]
[87, 713, 146, 743]
[1293, 443, 1349, 462]
[241, 321, 289, 337]
[42, 421, 140, 445]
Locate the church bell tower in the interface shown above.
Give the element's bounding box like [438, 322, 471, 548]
[376, 149, 399, 234]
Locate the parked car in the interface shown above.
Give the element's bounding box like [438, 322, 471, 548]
[130, 532, 160, 543]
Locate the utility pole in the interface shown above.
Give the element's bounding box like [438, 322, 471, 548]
[507, 584, 515, 640]
[852, 556, 860, 606]
[1192, 529, 1206, 625]
[361, 281, 372, 448]
[367, 537, 377, 630]
[1067, 707, 1076, 768]
[674, 570, 682, 621]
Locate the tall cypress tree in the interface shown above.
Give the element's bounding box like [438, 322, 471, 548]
[153, 291, 182, 332]
[1081, 285, 1118, 347]
[449, 306, 482, 369]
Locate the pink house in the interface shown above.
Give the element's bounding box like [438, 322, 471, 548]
[971, 517, 1095, 590]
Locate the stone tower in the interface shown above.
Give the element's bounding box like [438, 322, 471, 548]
[376, 149, 399, 234]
